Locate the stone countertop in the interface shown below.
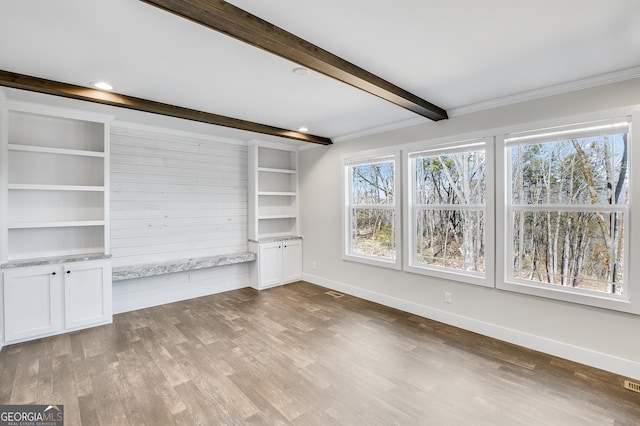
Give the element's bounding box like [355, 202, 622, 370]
[112, 252, 256, 281]
[1, 253, 111, 269]
[249, 236, 302, 243]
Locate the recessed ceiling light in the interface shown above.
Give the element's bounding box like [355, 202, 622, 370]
[292, 67, 309, 77]
[92, 81, 113, 91]
[298, 127, 309, 133]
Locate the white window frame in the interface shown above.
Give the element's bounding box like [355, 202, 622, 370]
[342, 149, 401, 269]
[404, 138, 494, 287]
[496, 113, 638, 313]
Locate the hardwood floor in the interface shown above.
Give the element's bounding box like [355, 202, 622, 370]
[1, 281, 638, 425]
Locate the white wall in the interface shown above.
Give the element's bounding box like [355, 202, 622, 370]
[109, 124, 252, 313]
[110, 125, 248, 267]
[299, 78, 640, 380]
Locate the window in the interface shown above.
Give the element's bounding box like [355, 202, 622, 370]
[501, 118, 631, 305]
[405, 140, 493, 286]
[343, 151, 401, 269]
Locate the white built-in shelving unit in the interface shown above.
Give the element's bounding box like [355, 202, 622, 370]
[1, 103, 111, 262]
[249, 142, 299, 240]
[248, 142, 303, 289]
[0, 99, 113, 345]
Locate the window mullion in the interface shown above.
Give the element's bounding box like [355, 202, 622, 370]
[518, 208, 524, 281]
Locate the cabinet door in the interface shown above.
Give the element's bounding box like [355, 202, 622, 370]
[64, 260, 112, 329]
[3, 265, 63, 342]
[282, 239, 302, 283]
[259, 241, 283, 288]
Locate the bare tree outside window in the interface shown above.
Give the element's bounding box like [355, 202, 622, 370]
[508, 122, 629, 295]
[412, 148, 486, 274]
[350, 160, 396, 260]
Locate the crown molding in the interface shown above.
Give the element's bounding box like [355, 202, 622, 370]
[448, 66, 640, 118]
[333, 117, 428, 143]
[334, 67, 640, 143]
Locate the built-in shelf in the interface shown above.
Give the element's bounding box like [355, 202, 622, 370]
[258, 214, 297, 220]
[249, 143, 300, 241]
[257, 167, 296, 174]
[8, 144, 105, 158]
[7, 225, 106, 261]
[8, 184, 105, 192]
[258, 191, 296, 196]
[1, 103, 111, 263]
[8, 220, 106, 229]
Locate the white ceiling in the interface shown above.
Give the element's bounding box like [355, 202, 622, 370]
[1, 0, 640, 143]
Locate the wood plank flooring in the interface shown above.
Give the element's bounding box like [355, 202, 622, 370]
[1, 281, 638, 425]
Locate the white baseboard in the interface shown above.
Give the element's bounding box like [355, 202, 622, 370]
[304, 273, 640, 381]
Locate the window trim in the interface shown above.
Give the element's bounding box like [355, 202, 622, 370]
[342, 149, 402, 270]
[496, 113, 637, 313]
[403, 138, 495, 287]
[339, 107, 640, 315]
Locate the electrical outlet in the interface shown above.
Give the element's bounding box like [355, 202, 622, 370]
[444, 291, 452, 304]
[312, 261, 317, 270]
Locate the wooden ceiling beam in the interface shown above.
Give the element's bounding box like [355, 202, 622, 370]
[0, 70, 332, 145]
[139, 0, 449, 122]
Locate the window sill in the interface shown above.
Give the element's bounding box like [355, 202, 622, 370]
[404, 263, 492, 287]
[497, 279, 636, 314]
[343, 253, 401, 270]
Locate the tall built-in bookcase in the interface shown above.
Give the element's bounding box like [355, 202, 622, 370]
[248, 142, 302, 289]
[0, 100, 113, 346]
[1, 103, 111, 262]
[248, 143, 299, 241]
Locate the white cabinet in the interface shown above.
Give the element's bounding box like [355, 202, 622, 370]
[64, 260, 112, 329]
[257, 241, 284, 288]
[282, 239, 303, 283]
[249, 238, 302, 290]
[2, 259, 112, 343]
[3, 264, 63, 342]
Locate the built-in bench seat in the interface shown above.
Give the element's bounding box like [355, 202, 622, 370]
[112, 252, 256, 281]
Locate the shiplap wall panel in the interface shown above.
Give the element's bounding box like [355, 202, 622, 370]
[110, 127, 248, 267]
[112, 263, 249, 314]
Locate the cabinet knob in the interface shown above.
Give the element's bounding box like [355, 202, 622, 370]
[52, 272, 56, 275]
[66, 270, 71, 274]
